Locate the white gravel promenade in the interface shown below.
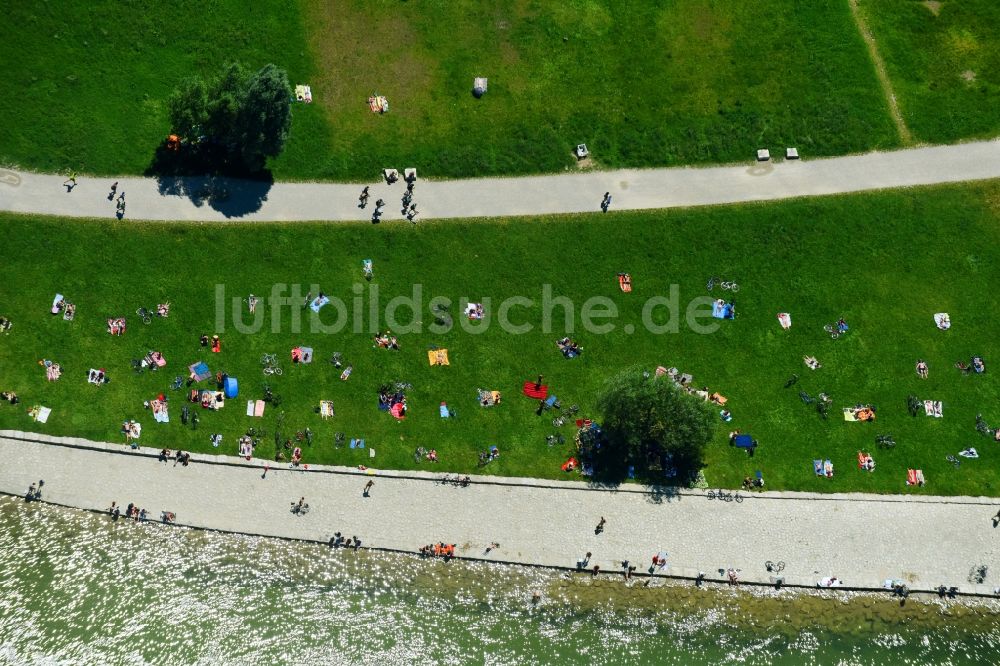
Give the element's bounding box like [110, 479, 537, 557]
[2, 430, 998, 594]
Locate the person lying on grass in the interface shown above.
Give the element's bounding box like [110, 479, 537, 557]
[557, 337, 582, 358]
[373, 331, 399, 349]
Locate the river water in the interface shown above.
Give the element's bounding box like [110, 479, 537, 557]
[0, 496, 996, 665]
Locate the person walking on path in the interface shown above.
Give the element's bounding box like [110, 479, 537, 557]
[359, 186, 369, 209]
[601, 191, 612, 213]
[595, 517, 606, 535]
[363, 479, 374, 497]
[63, 170, 78, 191]
[993, 508, 1000, 527]
[108, 182, 118, 200]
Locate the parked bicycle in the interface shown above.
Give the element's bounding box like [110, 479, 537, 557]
[261, 353, 282, 375]
[707, 489, 744, 503]
[136, 307, 153, 324]
[706, 277, 740, 292]
[823, 319, 849, 339]
[765, 560, 786, 573]
[876, 434, 896, 449]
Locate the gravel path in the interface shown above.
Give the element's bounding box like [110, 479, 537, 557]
[3, 431, 998, 593]
[1, 140, 999, 222]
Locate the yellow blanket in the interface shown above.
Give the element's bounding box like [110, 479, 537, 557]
[428, 349, 450, 366]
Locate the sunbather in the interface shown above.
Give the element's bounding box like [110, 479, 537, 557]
[557, 337, 582, 358]
[916, 360, 928, 379]
[858, 451, 875, 471]
[0, 316, 11, 333]
[804, 356, 821, 370]
[44, 362, 62, 381]
[973, 356, 986, 373]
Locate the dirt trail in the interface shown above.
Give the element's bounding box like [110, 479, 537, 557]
[848, 0, 914, 145]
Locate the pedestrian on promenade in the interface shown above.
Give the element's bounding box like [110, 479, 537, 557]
[359, 186, 369, 208]
[108, 501, 117, 516]
[352, 536, 361, 550]
[375, 198, 385, 210]
[363, 479, 374, 497]
[595, 517, 606, 534]
[63, 170, 78, 190]
[108, 182, 118, 200]
[117, 191, 125, 203]
[993, 508, 1000, 527]
[601, 192, 611, 212]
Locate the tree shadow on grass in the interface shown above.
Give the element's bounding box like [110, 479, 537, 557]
[145, 145, 273, 219]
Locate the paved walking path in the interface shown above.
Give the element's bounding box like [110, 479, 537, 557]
[3, 430, 998, 593]
[2, 140, 999, 222]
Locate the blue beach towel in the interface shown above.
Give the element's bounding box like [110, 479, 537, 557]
[440, 403, 450, 418]
[712, 301, 735, 320]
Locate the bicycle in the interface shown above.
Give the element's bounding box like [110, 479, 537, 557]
[707, 489, 743, 503]
[136, 307, 152, 324]
[765, 560, 786, 573]
[706, 277, 740, 292]
[261, 353, 282, 375]
[822, 324, 841, 339]
[875, 434, 896, 449]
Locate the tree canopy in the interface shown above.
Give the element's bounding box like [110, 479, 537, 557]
[595, 367, 716, 480]
[168, 63, 292, 172]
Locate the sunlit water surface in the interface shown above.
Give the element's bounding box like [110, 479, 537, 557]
[0, 497, 997, 665]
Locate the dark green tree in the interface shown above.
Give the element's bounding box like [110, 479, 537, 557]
[596, 367, 715, 479]
[168, 63, 292, 172]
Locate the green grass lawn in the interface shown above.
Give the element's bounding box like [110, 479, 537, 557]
[860, 0, 1000, 144]
[0, 0, 897, 180]
[1, 182, 999, 495]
